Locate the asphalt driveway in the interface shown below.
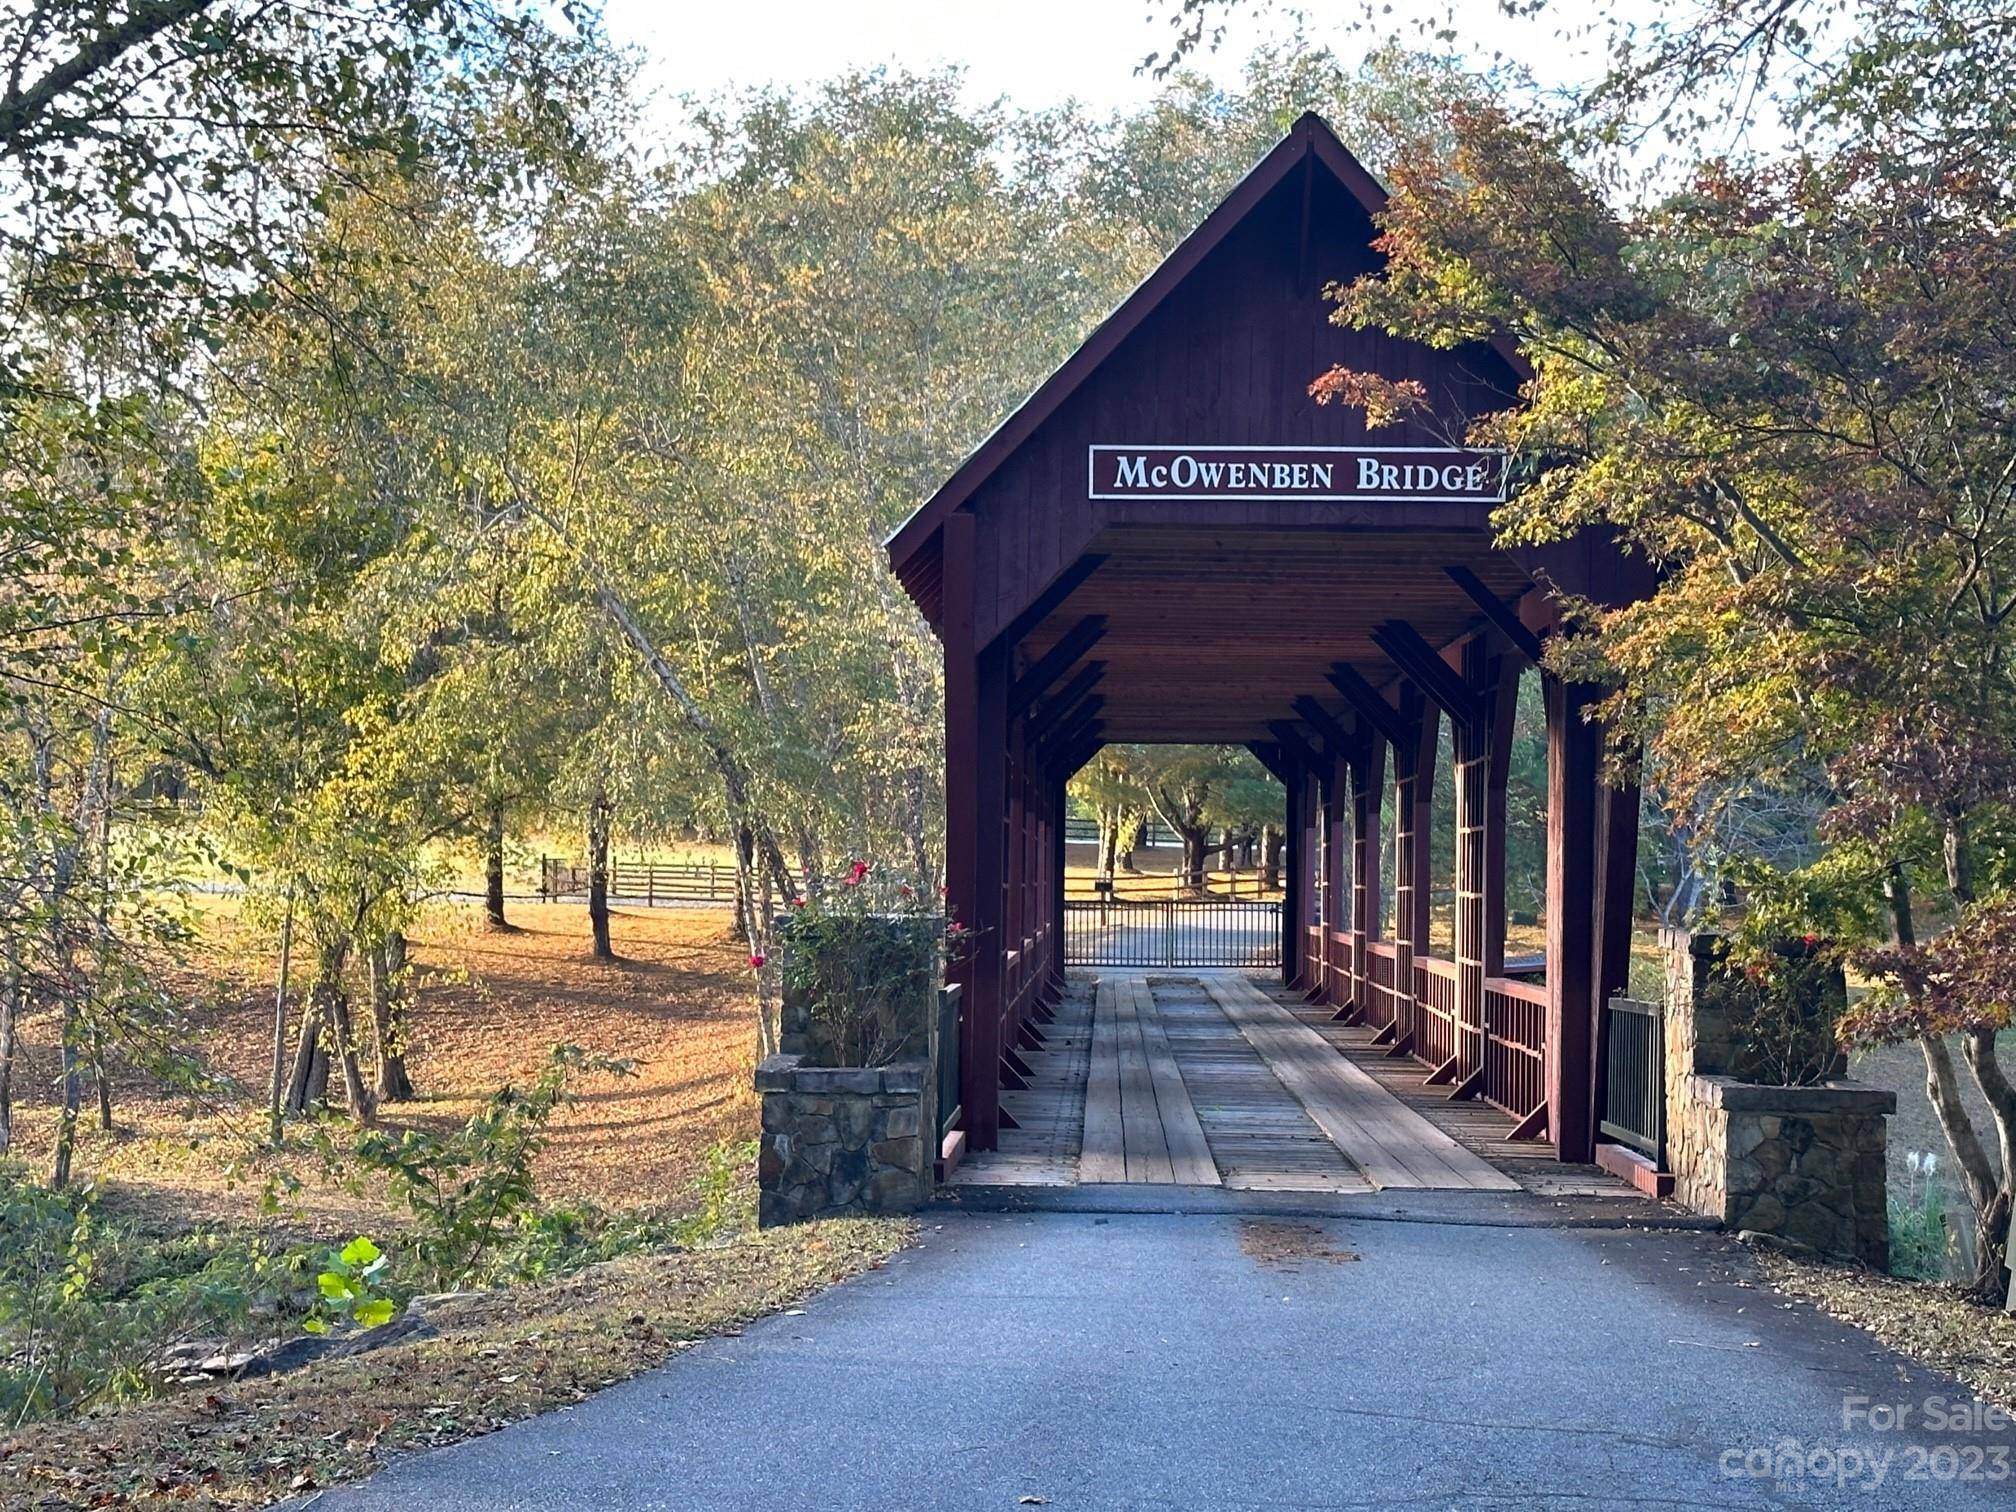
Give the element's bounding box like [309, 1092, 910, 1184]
[315, 1208, 2016, 1509]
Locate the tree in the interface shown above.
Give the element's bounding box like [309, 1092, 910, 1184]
[1319, 57, 2016, 1291]
[1128, 746, 1254, 891]
[1071, 750, 1147, 883]
[0, 0, 605, 405]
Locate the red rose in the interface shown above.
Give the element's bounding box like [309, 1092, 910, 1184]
[748, 953, 767, 969]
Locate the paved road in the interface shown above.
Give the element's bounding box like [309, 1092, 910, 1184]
[317, 1210, 2016, 1510]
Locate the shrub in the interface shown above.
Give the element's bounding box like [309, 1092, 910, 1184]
[0, 1168, 268, 1423]
[338, 1043, 635, 1290]
[1701, 934, 1848, 1086]
[775, 863, 959, 1066]
[305, 1236, 396, 1333]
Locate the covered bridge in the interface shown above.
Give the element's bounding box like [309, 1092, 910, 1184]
[887, 113, 1649, 1169]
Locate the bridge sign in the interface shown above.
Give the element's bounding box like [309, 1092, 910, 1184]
[1088, 444, 1507, 504]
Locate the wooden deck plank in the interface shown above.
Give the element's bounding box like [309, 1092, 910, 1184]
[1132, 975, 1220, 1185]
[1201, 973, 1520, 1192]
[946, 981, 1093, 1189]
[1113, 976, 1176, 1182]
[1289, 1000, 1637, 1199]
[1079, 976, 1129, 1182]
[1150, 975, 1370, 1194]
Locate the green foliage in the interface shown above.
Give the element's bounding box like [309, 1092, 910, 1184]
[1889, 1152, 1968, 1283]
[1697, 935, 1848, 1087]
[306, 1236, 397, 1335]
[340, 1045, 634, 1290]
[775, 867, 955, 1068]
[673, 1138, 761, 1249]
[0, 1169, 265, 1423]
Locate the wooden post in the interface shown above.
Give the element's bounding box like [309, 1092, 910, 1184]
[1004, 723, 1025, 1043]
[1052, 772, 1068, 992]
[1321, 753, 1348, 1004]
[1483, 669, 1519, 977]
[1590, 757, 1642, 1141]
[1390, 684, 1434, 1057]
[1281, 753, 1304, 986]
[943, 514, 1007, 1151]
[1450, 640, 1498, 1091]
[1545, 675, 1602, 1163]
[1348, 736, 1386, 1024]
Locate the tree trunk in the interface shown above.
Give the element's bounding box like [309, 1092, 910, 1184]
[484, 798, 508, 930]
[588, 788, 614, 960]
[296, 932, 371, 1123]
[49, 708, 110, 1188]
[286, 1004, 329, 1113]
[369, 933, 415, 1103]
[1119, 815, 1145, 874]
[50, 1031, 79, 1189]
[328, 968, 374, 1124]
[268, 894, 294, 1145]
[284, 937, 349, 1115]
[1960, 1024, 2015, 1298]
[1261, 825, 1282, 892]
[1180, 830, 1207, 892]
[1097, 816, 1119, 882]
[90, 1031, 111, 1130]
[0, 947, 19, 1157]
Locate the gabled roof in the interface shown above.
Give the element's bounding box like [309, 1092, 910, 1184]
[885, 110, 1528, 583]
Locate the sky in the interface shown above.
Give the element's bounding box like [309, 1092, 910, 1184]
[600, 0, 1635, 128]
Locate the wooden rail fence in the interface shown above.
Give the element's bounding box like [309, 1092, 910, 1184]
[537, 856, 793, 905]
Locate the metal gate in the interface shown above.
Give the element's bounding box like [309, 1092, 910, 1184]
[1063, 899, 1282, 969]
[1599, 996, 1666, 1162]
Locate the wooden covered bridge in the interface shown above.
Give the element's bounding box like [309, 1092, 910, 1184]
[886, 114, 1650, 1181]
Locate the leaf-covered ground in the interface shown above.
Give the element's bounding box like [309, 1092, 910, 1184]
[1758, 1252, 2016, 1412]
[4, 900, 760, 1227]
[0, 1217, 912, 1510]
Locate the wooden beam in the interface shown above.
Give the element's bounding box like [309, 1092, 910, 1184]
[942, 512, 1005, 1151]
[1009, 615, 1107, 716]
[1245, 740, 1288, 784]
[1036, 695, 1104, 757]
[1447, 566, 1546, 664]
[1266, 719, 1326, 775]
[1054, 735, 1105, 781]
[1373, 621, 1482, 731]
[1039, 705, 1102, 767]
[1326, 663, 1410, 748]
[1545, 677, 1602, 1163]
[1290, 696, 1366, 764]
[1026, 663, 1104, 735]
[987, 554, 1108, 653]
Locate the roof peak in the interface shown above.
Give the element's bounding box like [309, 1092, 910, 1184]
[887, 116, 1394, 575]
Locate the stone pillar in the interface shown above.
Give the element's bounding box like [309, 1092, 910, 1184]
[757, 1057, 932, 1226]
[1661, 930, 1895, 1267]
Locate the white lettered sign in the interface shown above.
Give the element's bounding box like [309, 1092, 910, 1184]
[1088, 445, 1507, 504]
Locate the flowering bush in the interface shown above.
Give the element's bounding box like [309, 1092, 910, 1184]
[773, 863, 962, 1067]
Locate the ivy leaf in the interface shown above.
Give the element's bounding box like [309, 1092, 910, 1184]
[339, 1235, 382, 1267]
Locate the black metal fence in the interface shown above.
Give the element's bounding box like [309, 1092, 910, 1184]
[936, 983, 962, 1142]
[1063, 816, 1184, 847]
[1063, 899, 1282, 969]
[1600, 996, 1666, 1160]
